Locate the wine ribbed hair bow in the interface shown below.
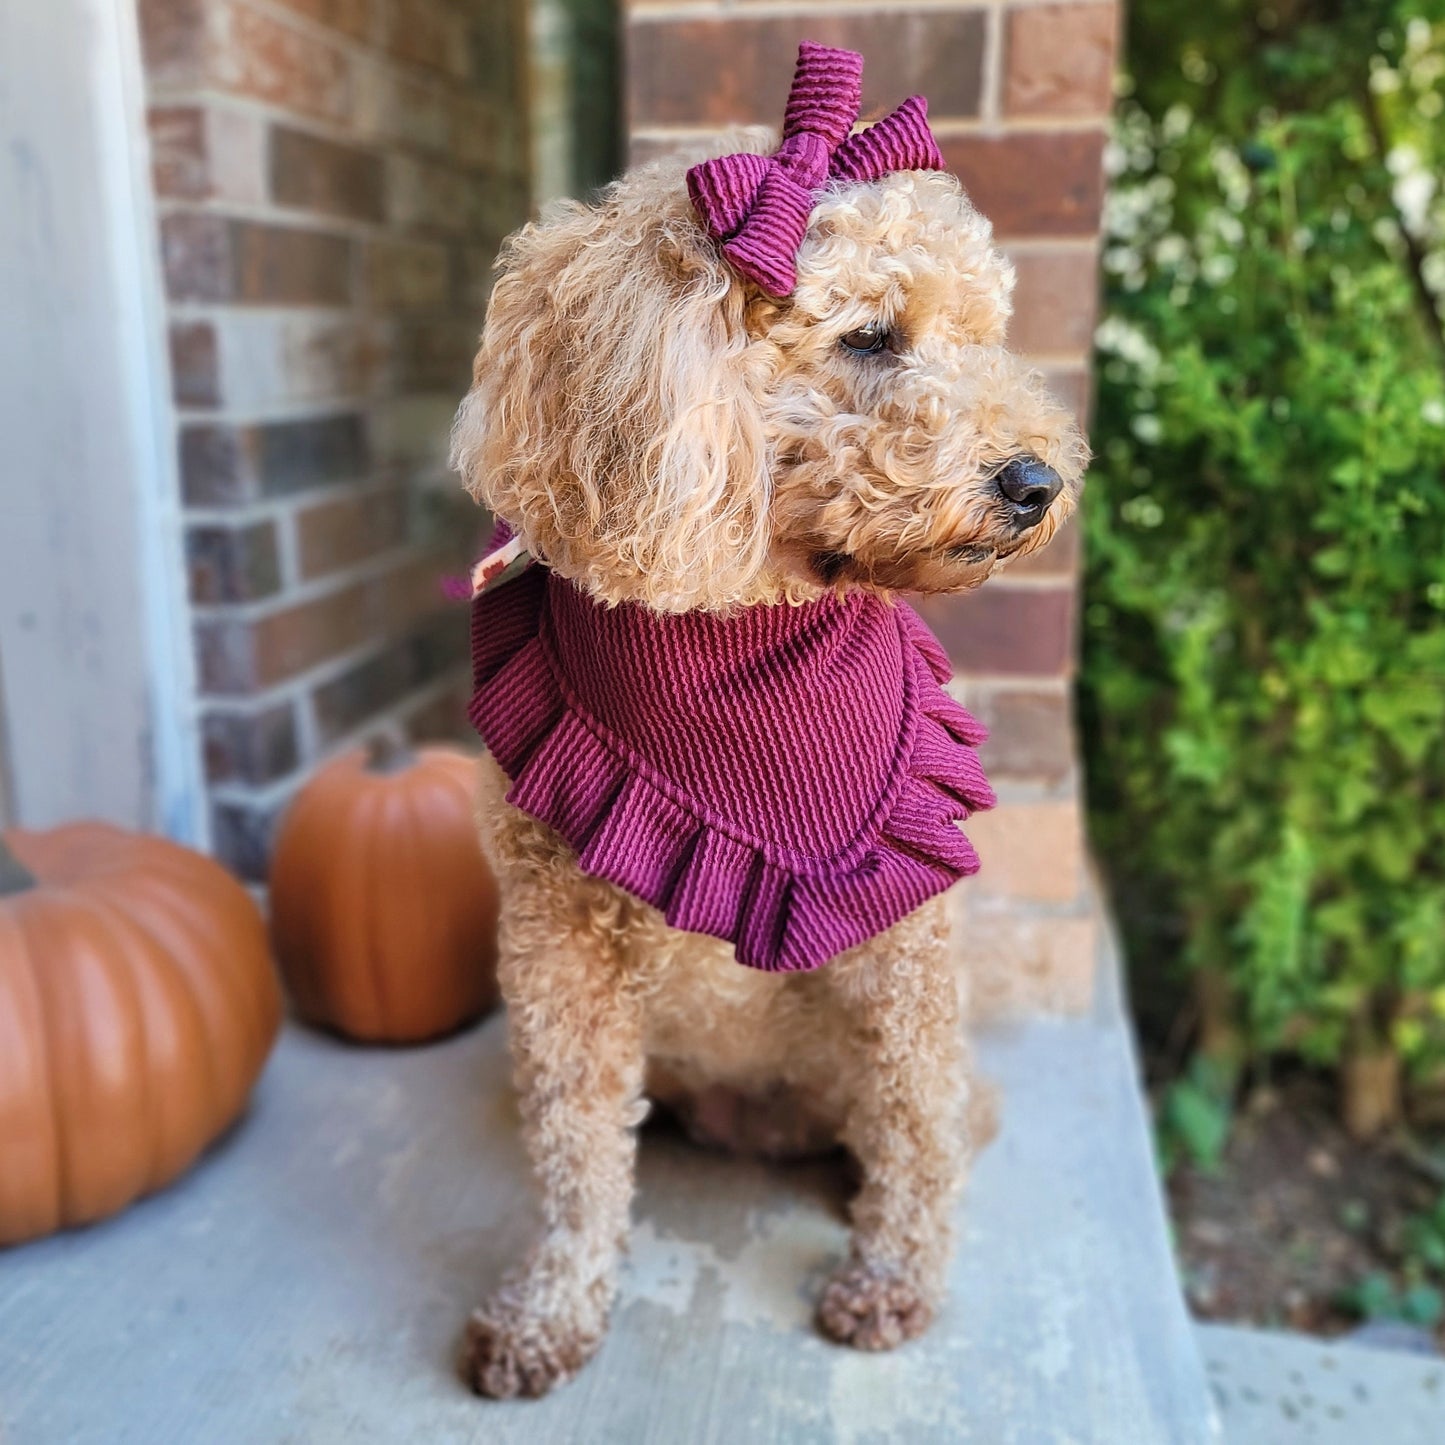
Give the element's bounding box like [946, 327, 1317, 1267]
[685, 41, 946, 297]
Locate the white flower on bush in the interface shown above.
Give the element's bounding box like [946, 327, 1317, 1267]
[1208, 144, 1251, 210]
[1105, 182, 1168, 243]
[1154, 234, 1189, 267]
[1370, 61, 1401, 94]
[1210, 211, 1246, 247]
[1423, 398, 1445, 427]
[1096, 316, 1163, 378]
[1131, 414, 1164, 445]
[1387, 146, 1437, 237]
[1162, 103, 1193, 142]
[1202, 253, 1237, 284]
[1121, 493, 1165, 526]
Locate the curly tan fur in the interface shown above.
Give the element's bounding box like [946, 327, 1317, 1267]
[452, 137, 1085, 1399]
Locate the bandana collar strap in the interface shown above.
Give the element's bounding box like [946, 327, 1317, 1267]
[686, 41, 946, 297]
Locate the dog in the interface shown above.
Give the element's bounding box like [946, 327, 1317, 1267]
[449, 44, 1086, 1400]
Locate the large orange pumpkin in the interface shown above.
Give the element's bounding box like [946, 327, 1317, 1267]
[269, 739, 499, 1043]
[0, 823, 282, 1246]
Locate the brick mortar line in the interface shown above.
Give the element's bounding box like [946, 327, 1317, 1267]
[965, 895, 1095, 922]
[207, 664, 473, 811]
[176, 398, 422, 428]
[167, 295, 474, 319]
[153, 194, 506, 243]
[165, 304, 476, 333]
[171, 389, 463, 428]
[1019, 349, 1093, 368]
[951, 674, 1071, 695]
[932, 114, 1110, 136]
[956, 663, 1080, 686]
[983, 783, 1085, 813]
[175, 394, 456, 429]
[173, 395, 381, 426]
[627, 0, 1102, 11]
[987, 773, 1086, 802]
[182, 476, 414, 534]
[143, 95, 510, 176]
[630, 114, 1108, 142]
[272, 489, 304, 591]
[1001, 236, 1100, 255]
[141, 66, 494, 119]
[169, 300, 369, 323]
[189, 540, 451, 625]
[627, 0, 996, 19]
[145, 86, 526, 171]
[180, 462, 455, 506]
[979, 0, 1003, 127]
[984, 568, 1083, 591]
[195, 598, 465, 718]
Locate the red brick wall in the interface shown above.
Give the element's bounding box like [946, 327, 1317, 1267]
[624, 0, 1119, 1014]
[136, 0, 529, 877]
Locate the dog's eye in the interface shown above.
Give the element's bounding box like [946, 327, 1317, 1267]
[839, 323, 890, 356]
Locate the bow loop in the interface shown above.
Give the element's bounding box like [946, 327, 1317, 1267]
[686, 42, 946, 297]
[782, 41, 863, 151]
[686, 150, 773, 244]
[830, 95, 945, 183]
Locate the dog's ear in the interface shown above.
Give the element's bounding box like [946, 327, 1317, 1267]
[451, 166, 771, 612]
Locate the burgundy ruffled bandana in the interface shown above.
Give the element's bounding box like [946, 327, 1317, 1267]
[686, 40, 946, 296]
[468, 535, 995, 973]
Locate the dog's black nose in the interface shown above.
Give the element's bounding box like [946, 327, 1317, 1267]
[996, 456, 1063, 529]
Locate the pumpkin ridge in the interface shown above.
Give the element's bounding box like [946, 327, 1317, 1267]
[304, 779, 389, 1038]
[25, 890, 154, 1225]
[86, 886, 221, 1185]
[86, 868, 246, 1093]
[77, 892, 168, 1196]
[8, 904, 66, 1237]
[363, 786, 401, 1035]
[87, 862, 267, 1112]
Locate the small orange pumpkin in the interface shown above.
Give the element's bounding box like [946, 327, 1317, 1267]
[0, 823, 282, 1246]
[269, 738, 499, 1043]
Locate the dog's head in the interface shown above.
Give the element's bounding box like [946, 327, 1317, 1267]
[452, 135, 1086, 612]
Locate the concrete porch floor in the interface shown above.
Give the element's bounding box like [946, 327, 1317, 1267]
[0, 959, 1220, 1444]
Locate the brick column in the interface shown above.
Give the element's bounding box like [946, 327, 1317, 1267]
[136, 0, 530, 878]
[624, 0, 1118, 1016]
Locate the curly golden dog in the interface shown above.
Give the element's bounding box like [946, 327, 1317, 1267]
[449, 109, 1086, 1397]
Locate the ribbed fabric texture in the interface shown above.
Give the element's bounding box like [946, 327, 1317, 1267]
[686, 41, 947, 297]
[830, 95, 945, 182]
[468, 561, 995, 973]
[782, 41, 864, 146]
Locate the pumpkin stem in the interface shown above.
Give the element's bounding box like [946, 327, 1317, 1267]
[0, 836, 37, 897]
[365, 727, 415, 775]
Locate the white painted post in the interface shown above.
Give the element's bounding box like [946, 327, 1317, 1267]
[0, 0, 206, 843]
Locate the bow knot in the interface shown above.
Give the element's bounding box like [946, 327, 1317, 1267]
[687, 42, 946, 297]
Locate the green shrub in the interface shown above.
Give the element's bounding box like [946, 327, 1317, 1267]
[1081, 1, 1445, 1115]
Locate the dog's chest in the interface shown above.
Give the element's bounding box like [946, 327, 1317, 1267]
[637, 928, 843, 1085]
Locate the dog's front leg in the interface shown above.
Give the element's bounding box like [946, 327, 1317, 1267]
[463, 872, 645, 1399]
[815, 899, 969, 1351]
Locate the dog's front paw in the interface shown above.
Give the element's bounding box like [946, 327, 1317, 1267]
[816, 1258, 935, 1352]
[462, 1297, 603, 1399]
